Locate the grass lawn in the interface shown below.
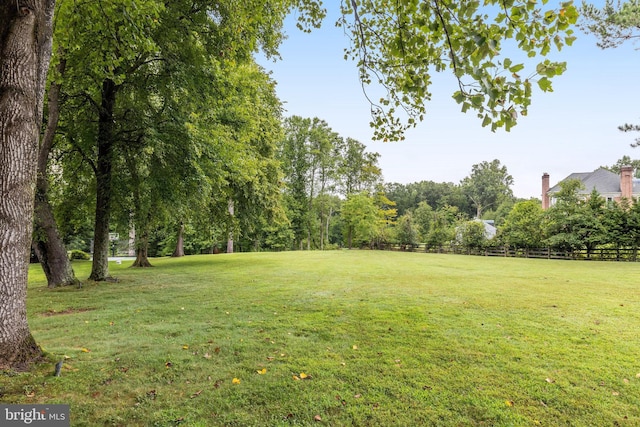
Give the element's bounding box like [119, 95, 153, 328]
[2, 250, 640, 426]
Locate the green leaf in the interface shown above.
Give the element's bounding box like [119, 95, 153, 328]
[453, 91, 466, 104]
[537, 77, 553, 92]
[509, 63, 525, 73]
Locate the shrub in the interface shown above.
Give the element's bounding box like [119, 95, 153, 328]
[69, 249, 90, 260]
[458, 220, 488, 250]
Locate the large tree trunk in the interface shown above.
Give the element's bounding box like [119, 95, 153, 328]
[0, 1, 56, 369]
[89, 78, 117, 281]
[32, 55, 80, 288]
[171, 221, 185, 257]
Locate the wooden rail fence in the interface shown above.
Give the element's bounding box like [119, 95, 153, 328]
[386, 244, 639, 262]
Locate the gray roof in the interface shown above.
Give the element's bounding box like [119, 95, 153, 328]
[481, 220, 497, 239]
[548, 168, 640, 195]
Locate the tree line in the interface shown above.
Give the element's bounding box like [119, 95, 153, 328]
[387, 175, 640, 256]
[57, 114, 392, 256]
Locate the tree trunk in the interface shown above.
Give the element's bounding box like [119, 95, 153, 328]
[128, 214, 136, 256]
[319, 212, 324, 251]
[171, 222, 185, 257]
[325, 206, 332, 249]
[129, 167, 152, 268]
[89, 79, 117, 281]
[227, 199, 234, 254]
[33, 198, 81, 288]
[0, 1, 56, 369]
[131, 228, 153, 267]
[32, 55, 80, 288]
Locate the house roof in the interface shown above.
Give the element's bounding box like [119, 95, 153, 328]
[548, 168, 640, 195]
[481, 220, 497, 239]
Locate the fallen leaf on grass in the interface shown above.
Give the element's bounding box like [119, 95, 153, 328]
[165, 362, 173, 368]
[257, 368, 267, 374]
[314, 415, 322, 422]
[80, 348, 90, 353]
[191, 390, 202, 398]
[352, 345, 358, 350]
[232, 378, 241, 384]
[293, 372, 312, 380]
[505, 400, 514, 407]
[182, 345, 189, 350]
[203, 353, 212, 359]
[545, 378, 555, 383]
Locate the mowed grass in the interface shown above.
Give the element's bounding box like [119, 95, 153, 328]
[3, 251, 640, 426]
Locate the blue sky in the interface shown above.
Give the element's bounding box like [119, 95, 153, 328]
[258, 4, 640, 199]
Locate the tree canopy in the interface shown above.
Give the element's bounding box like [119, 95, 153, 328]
[339, 0, 578, 140]
[461, 159, 514, 218]
[580, 0, 640, 48]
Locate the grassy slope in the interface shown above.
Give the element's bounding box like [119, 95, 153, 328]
[3, 251, 640, 426]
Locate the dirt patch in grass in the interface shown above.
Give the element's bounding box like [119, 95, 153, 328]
[39, 307, 95, 317]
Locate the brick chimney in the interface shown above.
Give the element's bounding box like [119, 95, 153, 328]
[542, 173, 550, 210]
[621, 165, 634, 200]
